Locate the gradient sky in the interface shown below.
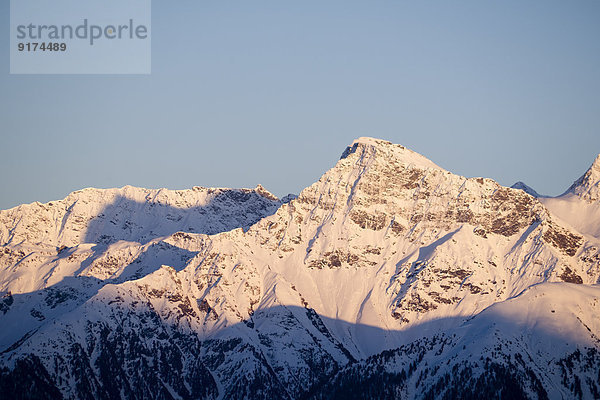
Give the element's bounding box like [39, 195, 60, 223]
[1, 1, 599, 210]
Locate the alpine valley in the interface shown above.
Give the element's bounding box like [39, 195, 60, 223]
[1, 138, 599, 400]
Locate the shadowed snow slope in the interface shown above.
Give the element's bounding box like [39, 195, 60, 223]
[0, 138, 599, 399]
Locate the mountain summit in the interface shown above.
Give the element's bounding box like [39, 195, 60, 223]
[511, 181, 541, 198]
[0, 139, 599, 399]
[567, 153, 600, 202]
[340, 136, 444, 171]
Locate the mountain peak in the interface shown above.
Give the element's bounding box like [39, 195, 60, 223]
[254, 184, 279, 201]
[592, 153, 600, 173]
[566, 153, 600, 202]
[340, 137, 390, 159]
[511, 181, 541, 198]
[340, 137, 443, 172]
[353, 136, 392, 146]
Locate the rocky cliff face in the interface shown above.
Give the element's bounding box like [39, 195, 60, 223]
[1, 138, 599, 399]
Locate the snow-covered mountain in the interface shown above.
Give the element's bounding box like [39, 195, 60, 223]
[566, 154, 600, 203]
[1, 137, 599, 399]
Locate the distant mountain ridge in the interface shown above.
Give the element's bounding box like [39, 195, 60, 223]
[511, 181, 542, 198]
[0, 138, 599, 399]
[0, 184, 284, 247]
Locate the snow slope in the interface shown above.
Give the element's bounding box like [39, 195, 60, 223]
[541, 194, 600, 239]
[540, 157, 600, 239]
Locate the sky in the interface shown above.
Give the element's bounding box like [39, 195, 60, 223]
[1, 1, 599, 210]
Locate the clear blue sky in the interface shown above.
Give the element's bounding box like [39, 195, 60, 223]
[1, 1, 599, 209]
